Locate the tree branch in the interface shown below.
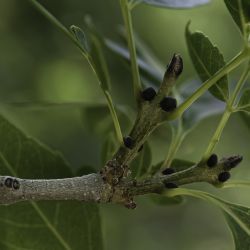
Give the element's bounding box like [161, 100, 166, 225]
[0, 155, 242, 208]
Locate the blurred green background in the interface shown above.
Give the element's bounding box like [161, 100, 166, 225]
[0, 0, 249, 249]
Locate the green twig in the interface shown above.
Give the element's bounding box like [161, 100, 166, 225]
[203, 108, 231, 159]
[120, 0, 142, 102]
[104, 91, 124, 144]
[203, 63, 250, 159]
[162, 120, 186, 168]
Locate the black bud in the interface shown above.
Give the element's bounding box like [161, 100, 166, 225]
[13, 179, 20, 190]
[162, 168, 175, 175]
[4, 178, 13, 188]
[160, 97, 177, 112]
[224, 155, 243, 169]
[164, 182, 178, 189]
[218, 172, 231, 182]
[138, 145, 144, 152]
[207, 154, 218, 168]
[141, 87, 156, 101]
[123, 136, 134, 149]
[166, 54, 183, 77]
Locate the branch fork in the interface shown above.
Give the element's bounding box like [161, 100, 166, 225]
[0, 53, 243, 209]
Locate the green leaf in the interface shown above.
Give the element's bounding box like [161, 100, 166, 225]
[70, 25, 89, 53]
[224, 0, 250, 39]
[0, 114, 103, 250]
[220, 201, 250, 250]
[169, 188, 250, 250]
[222, 180, 250, 189]
[237, 88, 250, 113]
[185, 22, 229, 102]
[224, 208, 250, 250]
[131, 0, 210, 9]
[131, 142, 152, 178]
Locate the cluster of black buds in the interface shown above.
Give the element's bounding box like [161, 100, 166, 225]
[141, 54, 182, 112]
[206, 154, 243, 183]
[141, 87, 178, 112]
[4, 177, 20, 190]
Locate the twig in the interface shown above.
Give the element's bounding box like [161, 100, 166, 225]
[101, 54, 183, 186]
